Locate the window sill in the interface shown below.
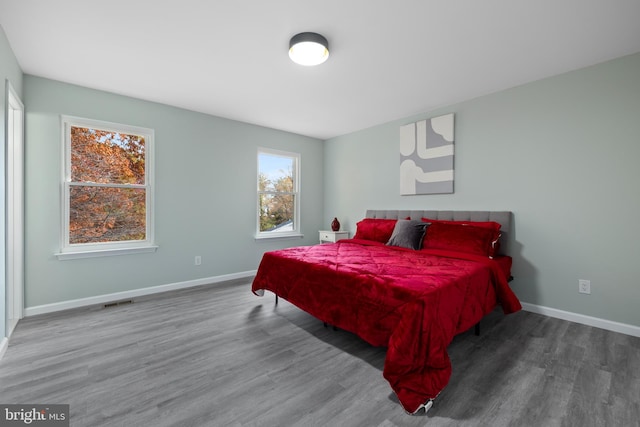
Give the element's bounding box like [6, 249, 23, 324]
[55, 245, 158, 260]
[254, 233, 304, 241]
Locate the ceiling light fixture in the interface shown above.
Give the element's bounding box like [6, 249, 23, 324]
[289, 32, 329, 66]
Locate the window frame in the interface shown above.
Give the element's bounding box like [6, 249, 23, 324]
[56, 115, 157, 260]
[255, 147, 302, 240]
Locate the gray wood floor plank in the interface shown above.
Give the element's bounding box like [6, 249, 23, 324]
[1, 278, 639, 426]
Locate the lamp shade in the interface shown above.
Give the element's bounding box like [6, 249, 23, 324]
[289, 32, 329, 66]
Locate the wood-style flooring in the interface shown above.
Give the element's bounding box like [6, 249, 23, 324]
[1, 278, 638, 426]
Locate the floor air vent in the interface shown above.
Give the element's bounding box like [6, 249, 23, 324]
[103, 299, 134, 308]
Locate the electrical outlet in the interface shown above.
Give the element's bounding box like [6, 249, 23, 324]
[578, 279, 591, 294]
[194, 256, 201, 266]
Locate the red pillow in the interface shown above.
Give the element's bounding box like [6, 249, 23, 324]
[353, 218, 398, 243]
[421, 218, 501, 231]
[422, 218, 502, 256]
[422, 222, 500, 258]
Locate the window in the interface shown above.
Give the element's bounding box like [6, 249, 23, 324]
[57, 116, 156, 259]
[256, 148, 301, 239]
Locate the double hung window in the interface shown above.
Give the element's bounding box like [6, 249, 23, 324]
[257, 148, 300, 238]
[58, 116, 155, 259]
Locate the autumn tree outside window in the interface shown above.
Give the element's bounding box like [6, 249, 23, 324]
[257, 148, 301, 239]
[57, 116, 156, 259]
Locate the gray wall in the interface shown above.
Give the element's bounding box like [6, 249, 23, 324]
[24, 76, 323, 308]
[1, 26, 23, 341]
[324, 52, 640, 328]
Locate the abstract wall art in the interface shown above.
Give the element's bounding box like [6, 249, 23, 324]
[399, 113, 454, 195]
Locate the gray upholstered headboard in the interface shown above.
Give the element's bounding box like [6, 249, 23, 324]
[365, 209, 512, 255]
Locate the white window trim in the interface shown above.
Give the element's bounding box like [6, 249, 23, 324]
[56, 115, 156, 260]
[255, 147, 302, 240]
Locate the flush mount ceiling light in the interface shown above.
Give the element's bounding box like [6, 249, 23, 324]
[288, 32, 329, 66]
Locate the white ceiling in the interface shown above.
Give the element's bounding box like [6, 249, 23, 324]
[1, 1, 639, 140]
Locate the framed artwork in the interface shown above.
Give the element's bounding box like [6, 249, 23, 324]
[400, 113, 454, 195]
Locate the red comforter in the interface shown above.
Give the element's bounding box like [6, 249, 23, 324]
[251, 239, 521, 413]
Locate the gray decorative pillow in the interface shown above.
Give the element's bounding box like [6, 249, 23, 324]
[386, 219, 429, 250]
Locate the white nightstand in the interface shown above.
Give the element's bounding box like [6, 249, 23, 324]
[319, 230, 349, 243]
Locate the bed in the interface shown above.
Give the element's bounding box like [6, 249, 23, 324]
[251, 210, 522, 414]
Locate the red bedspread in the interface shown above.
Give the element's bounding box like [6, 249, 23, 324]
[251, 239, 521, 413]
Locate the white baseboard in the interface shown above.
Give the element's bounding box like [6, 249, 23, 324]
[24, 270, 257, 317]
[0, 337, 8, 361]
[521, 302, 640, 338]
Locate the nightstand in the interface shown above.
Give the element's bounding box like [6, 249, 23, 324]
[319, 230, 349, 243]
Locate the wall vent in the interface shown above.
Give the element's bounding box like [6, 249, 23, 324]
[103, 299, 134, 308]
